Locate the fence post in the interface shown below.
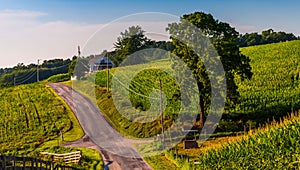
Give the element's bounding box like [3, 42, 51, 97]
[31, 158, 34, 168]
[39, 159, 42, 170]
[13, 156, 16, 170]
[2, 156, 6, 169]
[23, 156, 26, 169]
[35, 158, 39, 169]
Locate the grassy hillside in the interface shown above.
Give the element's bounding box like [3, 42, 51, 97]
[0, 83, 103, 169]
[74, 59, 184, 138]
[194, 111, 300, 169]
[90, 40, 300, 134]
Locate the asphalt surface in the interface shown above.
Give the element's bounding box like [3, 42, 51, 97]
[49, 83, 152, 170]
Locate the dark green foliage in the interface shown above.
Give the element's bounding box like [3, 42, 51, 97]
[68, 56, 77, 77]
[47, 74, 70, 83]
[238, 29, 298, 47]
[93, 69, 114, 88]
[0, 59, 71, 87]
[167, 12, 252, 127]
[111, 26, 175, 66]
[113, 25, 150, 66]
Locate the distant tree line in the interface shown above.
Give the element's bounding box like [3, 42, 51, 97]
[0, 59, 72, 87]
[238, 29, 299, 47]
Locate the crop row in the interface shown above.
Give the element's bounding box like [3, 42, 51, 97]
[195, 111, 300, 169]
[0, 83, 71, 155]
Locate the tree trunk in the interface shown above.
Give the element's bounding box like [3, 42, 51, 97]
[199, 95, 205, 129]
[195, 94, 205, 129]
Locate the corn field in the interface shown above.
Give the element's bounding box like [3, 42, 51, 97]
[0, 83, 72, 155]
[195, 111, 300, 169]
[233, 40, 300, 121]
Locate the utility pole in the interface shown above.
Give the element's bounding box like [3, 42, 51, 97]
[159, 78, 164, 148]
[78, 46, 81, 58]
[106, 53, 110, 92]
[37, 59, 40, 82]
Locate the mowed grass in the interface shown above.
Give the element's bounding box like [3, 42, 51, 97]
[0, 83, 103, 169]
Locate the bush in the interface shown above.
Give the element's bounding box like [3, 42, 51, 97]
[47, 73, 70, 83]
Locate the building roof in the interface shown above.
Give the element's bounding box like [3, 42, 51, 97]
[88, 55, 105, 65]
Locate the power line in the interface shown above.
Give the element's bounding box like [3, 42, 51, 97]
[110, 68, 184, 99]
[12, 63, 70, 86]
[110, 70, 157, 93]
[14, 71, 36, 83]
[111, 74, 160, 100]
[14, 69, 35, 80]
[38, 63, 71, 71]
[110, 69, 166, 99]
[15, 72, 37, 85]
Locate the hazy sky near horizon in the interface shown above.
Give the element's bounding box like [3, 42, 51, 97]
[0, 0, 299, 68]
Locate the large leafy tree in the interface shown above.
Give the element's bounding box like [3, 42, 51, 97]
[167, 12, 253, 128]
[113, 25, 150, 66]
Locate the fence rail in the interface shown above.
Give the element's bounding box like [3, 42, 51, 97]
[0, 155, 73, 170]
[40, 151, 81, 164]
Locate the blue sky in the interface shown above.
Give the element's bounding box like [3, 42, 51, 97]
[0, 0, 299, 67]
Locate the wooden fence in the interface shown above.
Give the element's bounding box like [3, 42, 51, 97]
[40, 151, 81, 164]
[0, 155, 73, 170]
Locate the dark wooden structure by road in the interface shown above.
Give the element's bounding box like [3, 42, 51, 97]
[183, 129, 199, 149]
[0, 155, 72, 170]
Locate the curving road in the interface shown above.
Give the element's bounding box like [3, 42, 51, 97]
[49, 83, 152, 170]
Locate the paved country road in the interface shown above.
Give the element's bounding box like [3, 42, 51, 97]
[49, 83, 152, 170]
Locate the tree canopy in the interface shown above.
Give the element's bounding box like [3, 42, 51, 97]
[167, 12, 253, 127]
[238, 29, 298, 47]
[113, 25, 150, 66]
